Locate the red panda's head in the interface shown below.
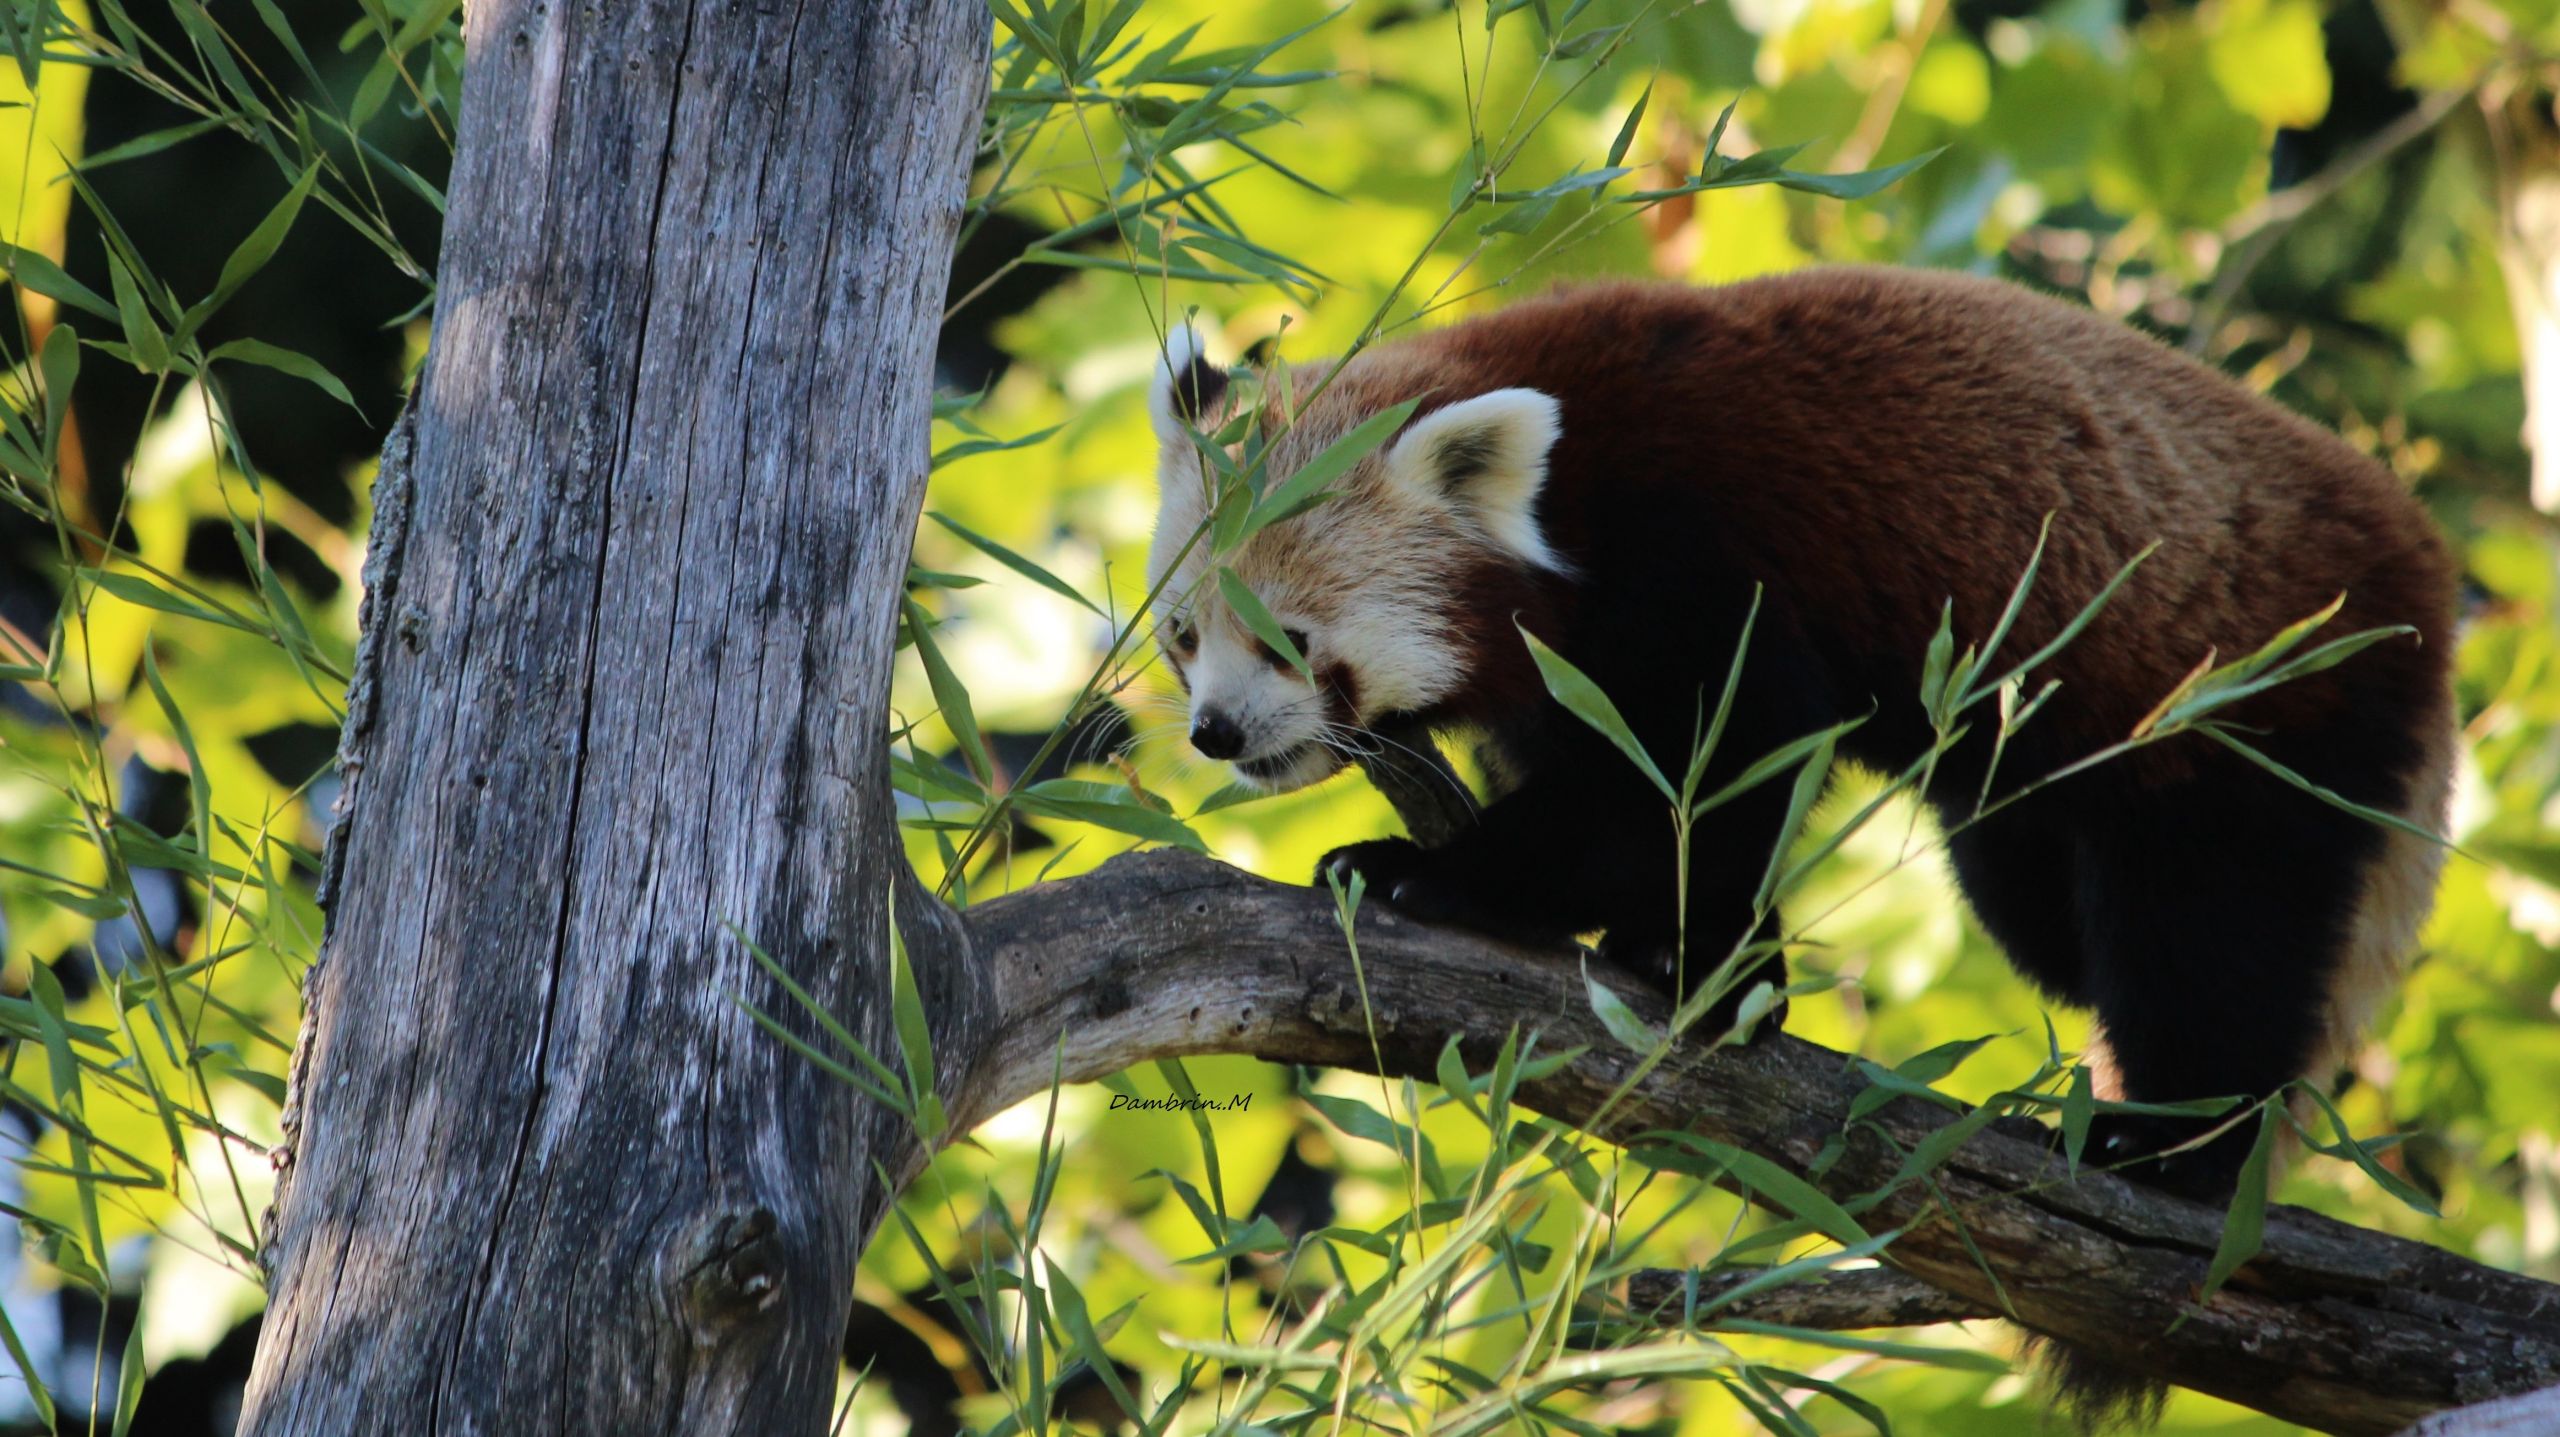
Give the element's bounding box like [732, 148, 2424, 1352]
[1144, 326, 1565, 791]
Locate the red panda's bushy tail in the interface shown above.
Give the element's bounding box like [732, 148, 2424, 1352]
[2024, 1334, 2170, 1434]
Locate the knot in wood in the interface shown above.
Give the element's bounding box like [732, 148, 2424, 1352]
[682, 1206, 786, 1334]
[1308, 981, 1397, 1036]
[1088, 974, 1134, 1020]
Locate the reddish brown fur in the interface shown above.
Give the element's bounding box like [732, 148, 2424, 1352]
[1175, 271, 2461, 1425]
[1309, 268, 2455, 786]
[1258, 268, 2460, 1209]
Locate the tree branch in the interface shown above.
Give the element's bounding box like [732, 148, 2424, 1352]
[2396, 1382, 2560, 1435]
[945, 851, 2560, 1437]
[1622, 1264, 1996, 1330]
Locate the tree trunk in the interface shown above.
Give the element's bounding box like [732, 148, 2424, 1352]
[238, 1, 991, 1430]
[2398, 1383, 2560, 1435]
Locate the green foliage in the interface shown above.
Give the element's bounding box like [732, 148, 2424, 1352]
[0, 0, 457, 1419]
[886, 0, 2560, 1426]
[0, 0, 2550, 1425]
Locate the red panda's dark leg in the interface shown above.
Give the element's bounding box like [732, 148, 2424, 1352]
[1322, 580, 1837, 1035]
[1316, 740, 1658, 948]
[1943, 807, 2088, 1007]
[1579, 766, 1806, 1025]
[1318, 708, 1800, 1025]
[2071, 776, 2382, 1196]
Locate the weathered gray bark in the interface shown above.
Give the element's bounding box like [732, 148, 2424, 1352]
[1625, 1263, 1994, 1331]
[952, 853, 2560, 1437]
[239, 0, 991, 1430]
[2397, 1382, 2560, 1435]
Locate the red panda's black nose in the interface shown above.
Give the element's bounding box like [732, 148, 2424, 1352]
[1191, 712, 1246, 761]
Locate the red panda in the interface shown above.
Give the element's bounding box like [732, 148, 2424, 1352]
[1145, 266, 2458, 1201]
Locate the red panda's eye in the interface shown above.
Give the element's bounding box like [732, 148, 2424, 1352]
[1168, 621, 1197, 653]
[1261, 627, 1312, 672]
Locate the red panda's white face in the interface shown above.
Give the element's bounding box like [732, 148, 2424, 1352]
[1143, 327, 1565, 792]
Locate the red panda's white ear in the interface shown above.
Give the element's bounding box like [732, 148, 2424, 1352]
[1149, 324, 1230, 443]
[1387, 388, 1566, 571]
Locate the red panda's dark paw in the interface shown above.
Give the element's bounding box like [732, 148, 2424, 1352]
[1316, 839, 1484, 928]
[2085, 1112, 2252, 1202]
[1592, 932, 1683, 1004]
[1315, 838, 1428, 904]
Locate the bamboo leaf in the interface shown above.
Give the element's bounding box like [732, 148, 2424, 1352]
[1015, 785, 1208, 853]
[1045, 1266, 1150, 1424]
[1642, 1133, 1872, 1247]
[0, 1297, 55, 1428]
[1919, 599, 1956, 718]
[107, 253, 169, 371]
[1755, 732, 1836, 911]
[1961, 541, 2157, 706]
[2, 242, 114, 320]
[1607, 77, 1655, 167]
[1022, 248, 1256, 285]
[930, 422, 1065, 469]
[1552, 21, 1623, 56]
[139, 650, 211, 862]
[2288, 1084, 2439, 1217]
[1437, 1034, 1486, 1122]
[2198, 1104, 2280, 1305]
[1217, 567, 1312, 683]
[733, 996, 908, 1114]
[81, 117, 229, 171]
[1582, 957, 1661, 1050]
[2202, 726, 2454, 848]
[1774, 147, 1944, 199]
[1478, 191, 1560, 235]
[1714, 1320, 2012, 1373]
[2062, 1064, 2095, 1172]
[888, 898, 948, 1141]
[1517, 623, 1672, 802]
[1683, 587, 1762, 806]
[901, 596, 993, 783]
[39, 321, 77, 462]
[1235, 398, 1417, 543]
[927, 511, 1101, 615]
[1970, 512, 2054, 691]
[205, 338, 360, 413]
[110, 1319, 144, 1437]
[180, 163, 320, 341]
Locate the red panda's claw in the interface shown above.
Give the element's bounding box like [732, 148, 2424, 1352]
[1314, 837, 1427, 902]
[1315, 838, 1488, 930]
